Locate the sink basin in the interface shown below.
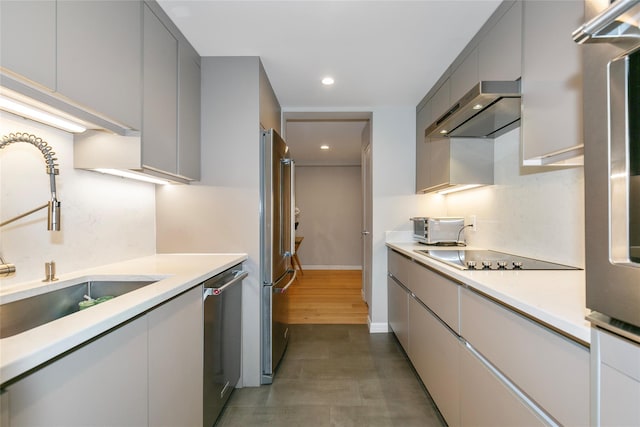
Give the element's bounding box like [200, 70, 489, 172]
[0, 280, 156, 339]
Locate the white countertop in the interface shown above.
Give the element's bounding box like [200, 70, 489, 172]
[387, 242, 591, 346]
[0, 253, 247, 386]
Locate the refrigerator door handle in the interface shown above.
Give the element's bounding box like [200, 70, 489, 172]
[282, 158, 295, 257]
[275, 269, 297, 294]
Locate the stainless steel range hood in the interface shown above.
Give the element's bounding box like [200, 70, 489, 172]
[425, 80, 521, 139]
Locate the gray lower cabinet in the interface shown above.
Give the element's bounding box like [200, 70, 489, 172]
[592, 328, 640, 426]
[148, 286, 203, 427]
[387, 248, 590, 427]
[57, 0, 143, 130]
[5, 316, 149, 426]
[408, 297, 461, 427]
[3, 285, 203, 426]
[387, 276, 409, 352]
[0, 0, 56, 91]
[460, 343, 547, 427]
[460, 287, 589, 427]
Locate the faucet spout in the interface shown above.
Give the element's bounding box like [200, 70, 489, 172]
[0, 132, 61, 231]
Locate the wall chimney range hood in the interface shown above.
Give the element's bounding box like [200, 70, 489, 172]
[425, 80, 521, 139]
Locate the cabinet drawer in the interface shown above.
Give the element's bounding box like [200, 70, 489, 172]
[409, 261, 459, 332]
[388, 249, 410, 286]
[460, 288, 589, 426]
[388, 277, 409, 352]
[409, 297, 461, 427]
[460, 343, 547, 427]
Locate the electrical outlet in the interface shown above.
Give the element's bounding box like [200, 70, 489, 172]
[470, 215, 477, 231]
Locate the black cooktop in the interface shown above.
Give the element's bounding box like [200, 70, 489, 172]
[415, 249, 580, 271]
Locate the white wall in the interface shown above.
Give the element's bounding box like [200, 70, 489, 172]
[445, 127, 585, 268]
[295, 165, 362, 269]
[155, 57, 264, 387]
[369, 106, 426, 332]
[0, 113, 156, 289]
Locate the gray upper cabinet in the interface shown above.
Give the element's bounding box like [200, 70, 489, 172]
[143, 3, 179, 176]
[479, 1, 522, 81]
[451, 48, 478, 102]
[521, 0, 584, 166]
[178, 42, 202, 180]
[416, 101, 431, 193]
[430, 79, 451, 124]
[57, 0, 142, 131]
[0, 1, 56, 91]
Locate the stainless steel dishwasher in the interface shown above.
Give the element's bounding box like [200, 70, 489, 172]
[203, 265, 247, 427]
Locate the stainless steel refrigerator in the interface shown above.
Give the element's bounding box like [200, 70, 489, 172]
[260, 129, 296, 384]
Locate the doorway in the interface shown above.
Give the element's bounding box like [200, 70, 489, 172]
[282, 112, 372, 324]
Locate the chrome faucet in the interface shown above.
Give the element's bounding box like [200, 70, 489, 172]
[0, 132, 62, 277]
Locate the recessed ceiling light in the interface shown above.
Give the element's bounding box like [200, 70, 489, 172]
[472, 104, 483, 110]
[320, 145, 330, 150]
[321, 77, 334, 86]
[440, 129, 448, 134]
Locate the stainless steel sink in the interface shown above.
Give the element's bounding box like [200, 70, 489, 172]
[0, 280, 156, 339]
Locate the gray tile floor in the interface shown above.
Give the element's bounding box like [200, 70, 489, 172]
[216, 324, 447, 427]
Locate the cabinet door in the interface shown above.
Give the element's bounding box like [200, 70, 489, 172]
[431, 79, 451, 123]
[479, 1, 522, 81]
[460, 288, 589, 426]
[521, 0, 584, 165]
[0, 0, 56, 90]
[148, 286, 203, 427]
[416, 102, 431, 193]
[597, 328, 640, 426]
[429, 139, 451, 190]
[57, 0, 142, 130]
[6, 316, 148, 426]
[388, 249, 410, 286]
[409, 261, 459, 332]
[178, 42, 201, 180]
[143, 4, 178, 175]
[460, 343, 547, 427]
[450, 48, 478, 102]
[408, 297, 460, 427]
[388, 276, 409, 351]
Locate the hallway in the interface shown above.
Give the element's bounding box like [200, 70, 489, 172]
[217, 325, 446, 426]
[288, 270, 368, 324]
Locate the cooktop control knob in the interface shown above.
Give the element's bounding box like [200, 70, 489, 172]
[513, 261, 523, 269]
[482, 260, 493, 269]
[466, 261, 477, 269]
[497, 260, 508, 269]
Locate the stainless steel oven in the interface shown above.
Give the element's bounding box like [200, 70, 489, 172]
[574, 0, 640, 338]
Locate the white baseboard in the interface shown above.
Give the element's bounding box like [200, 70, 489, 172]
[301, 265, 362, 270]
[368, 318, 389, 333]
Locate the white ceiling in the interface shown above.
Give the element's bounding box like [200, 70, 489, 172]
[157, 0, 502, 164]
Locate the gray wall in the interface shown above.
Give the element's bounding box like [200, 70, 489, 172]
[295, 166, 362, 269]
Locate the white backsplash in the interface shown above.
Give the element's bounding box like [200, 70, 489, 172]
[0, 113, 156, 289]
[445, 128, 585, 268]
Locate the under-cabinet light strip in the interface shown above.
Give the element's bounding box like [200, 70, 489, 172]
[436, 184, 483, 195]
[0, 95, 87, 134]
[94, 168, 171, 185]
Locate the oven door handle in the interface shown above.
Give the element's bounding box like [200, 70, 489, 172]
[608, 53, 638, 267]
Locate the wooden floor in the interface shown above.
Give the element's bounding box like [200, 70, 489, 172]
[287, 270, 369, 324]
